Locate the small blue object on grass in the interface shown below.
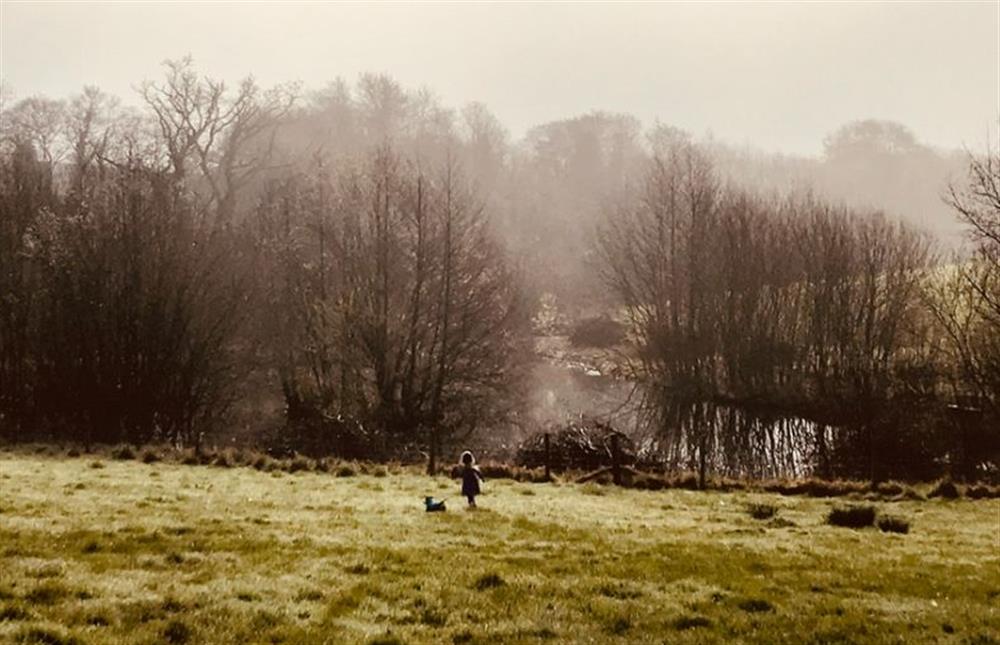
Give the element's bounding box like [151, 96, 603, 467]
[424, 496, 446, 512]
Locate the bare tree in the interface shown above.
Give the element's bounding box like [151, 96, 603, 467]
[140, 57, 297, 220]
[253, 146, 527, 464]
[929, 142, 1000, 411]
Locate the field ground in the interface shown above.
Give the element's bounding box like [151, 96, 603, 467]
[0, 453, 998, 644]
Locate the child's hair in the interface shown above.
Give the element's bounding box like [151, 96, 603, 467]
[460, 450, 475, 466]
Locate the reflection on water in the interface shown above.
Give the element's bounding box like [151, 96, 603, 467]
[528, 338, 844, 479]
[637, 407, 835, 480]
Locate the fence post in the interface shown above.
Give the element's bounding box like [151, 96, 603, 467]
[544, 433, 551, 482]
[611, 434, 622, 486]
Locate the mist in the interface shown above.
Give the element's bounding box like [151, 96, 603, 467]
[2, 4, 1000, 642]
[3, 1, 997, 155]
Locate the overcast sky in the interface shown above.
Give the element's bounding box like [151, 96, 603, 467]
[1, 1, 997, 156]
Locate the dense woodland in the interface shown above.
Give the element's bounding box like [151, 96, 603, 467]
[0, 60, 997, 481]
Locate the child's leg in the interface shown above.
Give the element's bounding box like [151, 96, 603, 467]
[467, 495, 476, 507]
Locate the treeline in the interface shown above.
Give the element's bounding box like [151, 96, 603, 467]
[598, 136, 999, 483]
[252, 150, 528, 469]
[0, 59, 996, 480]
[0, 61, 527, 465]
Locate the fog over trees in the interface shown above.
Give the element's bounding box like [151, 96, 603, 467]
[0, 60, 996, 481]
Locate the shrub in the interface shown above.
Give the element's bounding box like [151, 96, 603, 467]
[24, 581, 70, 604]
[876, 515, 910, 534]
[607, 616, 632, 635]
[746, 503, 777, 520]
[672, 615, 712, 630]
[738, 598, 774, 613]
[141, 450, 161, 464]
[88, 461, 105, 469]
[966, 485, 999, 499]
[826, 504, 876, 529]
[66, 448, 80, 458]
[928, 479, 961, 499]
[211, 453, 230, 468]
[516, 419, 635, 472]
[111, 445, 135, 460]
[163, 619, 192, 644]
[419, 608, 447, 627]
[335, 464, 357, 478]
[899, 488, 926, 501]
[473, 573, 505, 590]
[873, 481, 905, 496]
[763, 478, 866, 498]
[288, 457, 313, 473]
[295, 589, 324, 602]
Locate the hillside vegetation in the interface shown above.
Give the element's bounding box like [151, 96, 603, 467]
[0, 453, 997, 644]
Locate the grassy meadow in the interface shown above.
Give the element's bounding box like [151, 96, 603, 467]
[0, 451, 997, 645]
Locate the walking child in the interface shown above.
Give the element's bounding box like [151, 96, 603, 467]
[459, 451, 483, 507]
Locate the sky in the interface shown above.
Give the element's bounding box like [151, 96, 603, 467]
[1, 1, 998, 157]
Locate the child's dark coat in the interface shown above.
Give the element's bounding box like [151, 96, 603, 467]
[461, 465, 482, 498]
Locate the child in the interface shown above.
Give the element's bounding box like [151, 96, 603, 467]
[459, 451, 483, 507]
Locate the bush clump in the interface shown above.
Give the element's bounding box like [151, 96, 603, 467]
[746, 503, 777, 520]
[873, 481, 905, 496]
[966, 485, 1000, 499]
[288, 457, 313, 473]
[111, 445, 135, 460]
[876, 515, 910, 534]
[826, 504, 877, 529]
[141, 450, 161, 464]
[738, 598, 774, 613]
[473, 573, 505, 591]
[516, 419, 634, 472]
[928, 479, 961, 499]
[672, 615, 712, 630]
[163, 619, 192, 644]
[763, 478, 867, 498]
[24, 581, 70, 605]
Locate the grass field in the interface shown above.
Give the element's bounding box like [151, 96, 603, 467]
[0, 453, 997, 644]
